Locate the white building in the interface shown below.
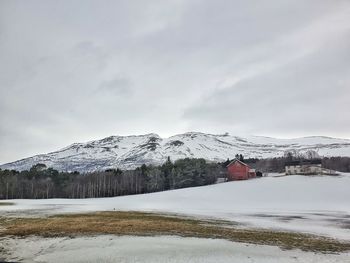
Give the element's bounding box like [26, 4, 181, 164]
[285, 160, 336, 175]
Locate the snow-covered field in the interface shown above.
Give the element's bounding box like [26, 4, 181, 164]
[1, 174, 350, 240]
[2, 235, 349, 263]
[1, 174, 350, 262]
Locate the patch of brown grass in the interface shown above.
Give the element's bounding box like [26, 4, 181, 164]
[0, 202, 14, 206]
[1, 211, 349, 253]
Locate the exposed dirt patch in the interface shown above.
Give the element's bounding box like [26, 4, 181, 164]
[0, 211, 349, 253]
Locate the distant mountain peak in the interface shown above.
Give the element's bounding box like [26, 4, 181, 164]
[1, 132, 350, 172]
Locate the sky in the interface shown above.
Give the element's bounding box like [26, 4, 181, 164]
[1, 0, 350, 164]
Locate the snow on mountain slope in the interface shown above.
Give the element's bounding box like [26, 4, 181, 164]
[1, 132, 350, 172]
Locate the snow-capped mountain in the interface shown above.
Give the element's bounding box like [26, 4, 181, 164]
[1, 132, 350, 172]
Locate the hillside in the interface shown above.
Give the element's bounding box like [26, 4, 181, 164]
[1, 132, 350, 172]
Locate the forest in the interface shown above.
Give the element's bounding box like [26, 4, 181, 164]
[0, 158, 223, 199]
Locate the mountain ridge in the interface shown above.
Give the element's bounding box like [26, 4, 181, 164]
[1, 132, 350, 172]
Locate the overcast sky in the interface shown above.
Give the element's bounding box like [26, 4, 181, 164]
[1, 0, 350, 164]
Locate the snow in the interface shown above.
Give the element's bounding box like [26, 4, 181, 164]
[2, 235, 349, 263]
[1, 174, 350, 262]
[1, 174, 350, 240]
[1, 132, 350, 172]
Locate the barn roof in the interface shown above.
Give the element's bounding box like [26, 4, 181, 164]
[226, 159, 249, 168]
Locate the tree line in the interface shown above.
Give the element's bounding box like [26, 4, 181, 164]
[0, 158, 223, 199]
[231, 156, 350, 173]
[1, 155, 349, 200]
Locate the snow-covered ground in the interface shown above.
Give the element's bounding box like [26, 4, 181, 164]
[1, 174, 350, 240]
[2, 235, 349, 263]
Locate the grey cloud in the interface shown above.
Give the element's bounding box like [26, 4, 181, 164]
[183, 35, 350, 137]
[0, 0, 349, 163]
[97, 77, 133, 97]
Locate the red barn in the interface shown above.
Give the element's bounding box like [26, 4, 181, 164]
[226, 159, 256, 180]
